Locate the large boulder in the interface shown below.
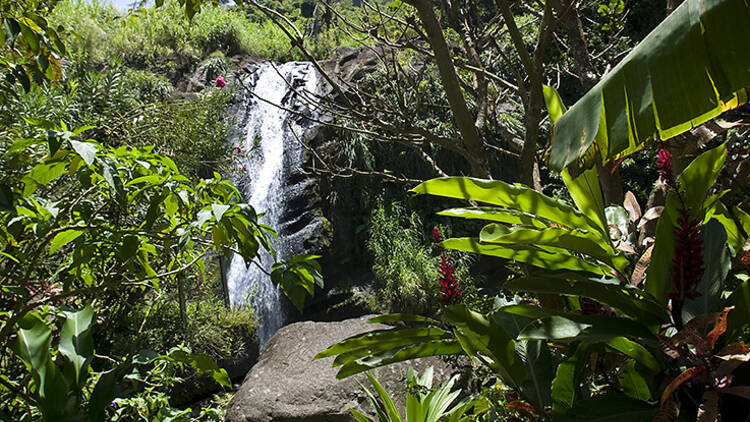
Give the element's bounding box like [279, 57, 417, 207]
[225, 315, 459, 422]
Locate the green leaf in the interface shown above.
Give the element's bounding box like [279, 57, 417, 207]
[543, 84, 567, 123]
[503, 275, 669, 324]
[551, 344, 587, 414]
[563, 167, 608, 236]
[315, 327, 451, 360]
[518, 341, 553, 411]
[211, 203, 230, 222]
[444, 304, 525, 387]
[479, 225, 623, 271]
[365, 371, 402, 422]
[18, 22, 39, 53]
[437, 207, 549, 228]
[69, 140, 98, 166]
[49, 229, 84, 254]
[618, 360, 652, 401]
[517, 314, 654, 342]
[369, 314, 441, 324]
[412, 177, 604, 235]
[442, 237, 609, 275]
[350, 408, 374, 422]
[12, 313, 52, 383]
[605, 337, 661, 373]
[89, 367, 126, 422]
[99, 156, 125, 206]
[59, 306, 95, 388]
[548, 0, 750, 171]
[336, 340, 463, 379]
[682, 145, 727, 216]
[29, 161, 67, 186]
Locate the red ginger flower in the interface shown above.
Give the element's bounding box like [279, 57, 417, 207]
[438, 254, 461, 305]
[432, 226, 442, 243]
[670, 209, 704, 301]
[657, 148, 676, 187]
[215, 76, 227, 89]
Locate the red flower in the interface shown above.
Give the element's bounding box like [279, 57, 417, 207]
[431, 226, 442, 243]
[215, 76, 227, 89]
[657, 148, 676, 187]
[235, 145, 242, 154]
[438, 253, 461, 305]
[670, 209, 704, 301]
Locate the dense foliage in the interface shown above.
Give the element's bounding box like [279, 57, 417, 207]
[1, 0, 749, 421]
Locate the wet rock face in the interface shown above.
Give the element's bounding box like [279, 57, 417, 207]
[225, 315, 459, 422]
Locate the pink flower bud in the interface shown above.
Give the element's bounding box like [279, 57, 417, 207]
[215, 76, 227, 89]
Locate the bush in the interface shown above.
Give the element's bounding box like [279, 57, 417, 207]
[368, 201, 438, 314]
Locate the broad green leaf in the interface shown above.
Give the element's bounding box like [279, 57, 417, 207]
[412, 177, 604, 235]
[680, 144, 727, 217]
[211, 203, 230, 222]
[618, 360, 652, 401]
[551, 344, 587, 414]
[444, 304, 525, 387]
[543, 84, 567, 123]
[503, 275, 669, 324]
[350, 408, 373, 422]
[335, 340, 463, 379]
[12, 313, 52, 384]
[369, 314, 441, 324]
[518, 340, 553, 411]
[548, 0, 750, 171]
[332, 328, 450, 367]
[59, 306, 95, 388]
[70, 140, 97, 166]
[437, 207, 549, 228]
[89, 367, 125, 422]
[606, 337, 661, 373]
[29, 161, 67, 186]
[479, 225, 623, 271]
[517, 313, 655, 342]
[99, 156, 125, 205]
[316, 327, 450, 360]
[605, 206, 630, 238]
[49, 229, 84, 254]
[442, 237, 608, 275]
[366, 371, 402, 422]
[563, 167, 608, 236]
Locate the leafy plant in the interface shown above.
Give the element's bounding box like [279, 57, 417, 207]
[548, 0, 750, 172]
[350, 366, 488, 422]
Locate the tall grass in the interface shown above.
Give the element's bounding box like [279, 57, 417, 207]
[50, 0, 296, 67]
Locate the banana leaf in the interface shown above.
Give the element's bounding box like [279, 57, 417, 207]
[548, 0, 750, 172]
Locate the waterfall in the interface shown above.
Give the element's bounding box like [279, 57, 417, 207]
[226, 62, 322, 348]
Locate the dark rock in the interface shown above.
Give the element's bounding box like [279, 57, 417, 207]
[225, 315, 458, 422]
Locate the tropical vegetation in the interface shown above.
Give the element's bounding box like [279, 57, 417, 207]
[1, 0, 749, 420]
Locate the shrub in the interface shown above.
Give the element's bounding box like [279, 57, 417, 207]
[367, 201, 440, 314]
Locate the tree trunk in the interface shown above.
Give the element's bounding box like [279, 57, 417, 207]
[409, 0, 490, 178]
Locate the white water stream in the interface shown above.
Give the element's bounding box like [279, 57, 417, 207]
[226, 62, 321, 348]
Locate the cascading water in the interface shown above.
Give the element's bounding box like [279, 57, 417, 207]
[226, 62, 322, 349]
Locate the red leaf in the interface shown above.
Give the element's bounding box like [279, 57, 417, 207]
[660, 366, 708, 405]
[706, 307, 734, 350]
